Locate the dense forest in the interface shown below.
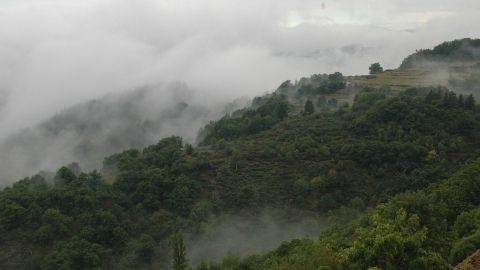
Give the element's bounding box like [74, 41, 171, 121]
[1, 39, 480, 269]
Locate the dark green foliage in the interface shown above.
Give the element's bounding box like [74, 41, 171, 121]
[185, 143, 194, 155]
[465, 94, 476, 110]
[223, 158, 480, 270]
[135, 234, 157, 264]
[369, 63, 383, 74]
[172, 231, 188, 270]
[3, 84, 480, 269]
[400, 38, 480, 69]
[304, 100, 314, 114]
[449, 231, 480, 265]
[326, 72, 346, 92]
[352, 88, 386, 111]
[296, 72, 346, 97]
[198, 94, 290, 145]
[142, 136, 185, 169]
[41, 237, 110, 270]
[54, 166, 77, 185]
[453, 208, 480, 238]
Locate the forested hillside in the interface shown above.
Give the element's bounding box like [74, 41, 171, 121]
[400, 38, 480, 70]
[0, 83, 246, 185]
[352, 39, 480, 98]
[1, 39, 480, 269]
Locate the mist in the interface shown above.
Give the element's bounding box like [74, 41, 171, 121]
[0, 83, 249, 185]
[186, 210, 328, 266]
[1, 0, 480, 183]
[2, 0, 480, 137]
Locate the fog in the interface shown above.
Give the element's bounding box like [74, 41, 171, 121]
[2, 0, 480, 137]
[186, 210, 328, 266]
[0, 83, 248, 185]
[1, 0, 480, 183]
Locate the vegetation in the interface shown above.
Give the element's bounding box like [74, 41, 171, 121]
[304, 100, 314, 114]
[172, 231, 188, 270]
[295, 72, 347, 96]
[2, 39, 480, 269]
[369, 63, 383, 74]
[400, 38, 480, 70]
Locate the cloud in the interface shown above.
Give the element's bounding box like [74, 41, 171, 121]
[0, 0, 479, 140]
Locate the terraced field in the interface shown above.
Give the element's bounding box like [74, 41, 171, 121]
[350, 69, 444, 90]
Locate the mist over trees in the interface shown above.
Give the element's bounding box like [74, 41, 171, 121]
[3, 34, 480, 270]
[400, 38, 480, 70]
[0, 83, 248, 185]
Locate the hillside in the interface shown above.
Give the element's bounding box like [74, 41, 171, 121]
[0, 83, 246, 186]
[399, 39, 480, 70]
[1, 39, 480, 269]
[454, 250, 480, 270]
[352, 39, 480, 96]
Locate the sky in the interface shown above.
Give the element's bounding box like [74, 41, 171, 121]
[1, 0, 480, 139]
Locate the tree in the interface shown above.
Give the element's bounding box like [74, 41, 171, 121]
[327, 72, 346, 92]
[136, 234, 156, 264]
[442, 91, 457, 108]
[369, 63, 383, 74]
[54, 166, 77, 186]
[465, 94, 476, 110]
[273, 102, 289, 120]
[41, 237, 109, 270]
[458, 94, 465, 107]
[184, 143, 194, 155]
[304, 100, 315, 114]
[172, 231, 188, 270]
[345, 208, 449, 269]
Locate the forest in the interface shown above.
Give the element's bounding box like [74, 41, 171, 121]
[1, 39, 480, 270]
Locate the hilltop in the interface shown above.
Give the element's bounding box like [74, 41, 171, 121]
[352, 38, 480, 96]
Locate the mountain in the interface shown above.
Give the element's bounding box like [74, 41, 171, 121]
[351, 38, 480, 97]
[1, 39, 480, 269]
[0, 83, 247, 185]
[399, 38, 480, 70]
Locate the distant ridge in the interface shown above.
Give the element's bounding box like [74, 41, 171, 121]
[400, 38, 480, 70]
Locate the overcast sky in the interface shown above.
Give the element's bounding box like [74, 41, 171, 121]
[1, 0, 480, 138]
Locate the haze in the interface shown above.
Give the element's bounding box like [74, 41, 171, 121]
[1, 0, 479, 139]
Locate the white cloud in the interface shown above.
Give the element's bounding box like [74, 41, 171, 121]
[0, 0, 479, 139]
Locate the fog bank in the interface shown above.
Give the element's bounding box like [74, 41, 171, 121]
[1, 0, 480, 139]
[186, 211, 328, 266]
[0, 83, 248, 185]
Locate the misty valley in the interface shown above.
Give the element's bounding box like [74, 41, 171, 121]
[2, 2, 480, 269]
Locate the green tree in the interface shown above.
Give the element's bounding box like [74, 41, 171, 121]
[184, 143, 194, 155]
[327, 72, 346, 92]
[465, 94, 476, 110]
[369, 63, 383, 74]
[172, 231, 188, 270]
[458, 94, 465, 107]
[273, 101, 289, 120]
[54, 166, 77, 185]
[344, 208, 448, 269]
[41, 237, 110, 270]
[136, 234, 157, 264]
[304, 100, 314, 114]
